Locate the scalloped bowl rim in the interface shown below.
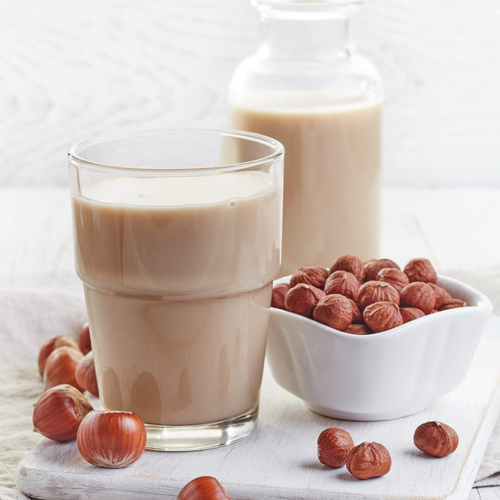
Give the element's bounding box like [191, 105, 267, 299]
[272, 274, 493, 340]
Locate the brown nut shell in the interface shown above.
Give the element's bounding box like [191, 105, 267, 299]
[77, 410, 147, 468]
[177, 476, 231, 500]
[428, 284, 452, 310]
[330, 255, 366, 284]
[400, 282, 436, 314]
[346, 442, 392, 479]
[44, 346, 84, 392]
[324, 271, 359, 301]
[78, 323, 92, 355]
[344, 324, 373, 335]
[404, 258, 438, 284]
[357, 281, 400, 310]
[400, 307, 425, 323]
[38, 335, 80, 376]
[285, 284, 325, 319]
[272, 283, 291, 310]
[75, 351, 99, 397]
[348, 299, 363, 324]
[363, 302, 403, 333]
[439, 299, 467, 311]
[313, 294, 353, 331]
[365, 259, 400, 282]
[290, 266, 329, 290]
[377, 268, 409, 293]
[318, 428, 355, 467]
[414, 421, 459, 457]
[33, 384, 93, 441]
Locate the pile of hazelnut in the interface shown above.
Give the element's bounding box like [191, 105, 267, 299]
[318, 421, 459, 480]
[272, 255, 467, 334]
[33, 323, 147, 469]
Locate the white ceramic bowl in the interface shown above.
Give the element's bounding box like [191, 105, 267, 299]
[266, 275, 493, 421]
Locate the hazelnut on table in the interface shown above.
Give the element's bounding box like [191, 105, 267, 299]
[317, 428, 354, 467]
[346, 442, 392, 479]
[414, 421, 459, 457]
[44, 346, 84, 392]
[33, 384, 93, 442]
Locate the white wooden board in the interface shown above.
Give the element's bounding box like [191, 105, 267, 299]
[16, 317, 500, 500]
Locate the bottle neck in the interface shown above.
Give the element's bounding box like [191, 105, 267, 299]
[258, 16, 352, 61]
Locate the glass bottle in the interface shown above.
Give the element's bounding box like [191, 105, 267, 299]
[229, 0, 383, 277]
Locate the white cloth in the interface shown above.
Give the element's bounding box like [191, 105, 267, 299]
[1, 285, 500, 498]
[0, 290, 87, 499]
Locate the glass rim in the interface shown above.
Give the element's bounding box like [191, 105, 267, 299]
[68, 128, 284, 175]
[250, 0, 362, 19]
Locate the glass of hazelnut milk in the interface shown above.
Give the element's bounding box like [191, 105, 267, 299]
[229, 0, 383, 277]
[68, 130, 284, 451]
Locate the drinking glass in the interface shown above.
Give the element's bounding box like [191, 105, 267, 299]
[68, 129, 284, 451]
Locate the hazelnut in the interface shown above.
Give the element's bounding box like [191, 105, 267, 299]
[363, 302, 403, 333]
[346, 442, 391, 479]
[324, 271, 359, 301]
[38, 335, 80, 376]
[365, 259, 400, 282]
[348, 299, 363, 324]
[414, 421, 459, 457]
[376, 268, 409, 293]
[313, 294, 353, 331]
[285, 284, 325, 319]
[357, 281, 399, 310]
[78, 322, 92, 355]
[290, 266, 329, 290]
[75, 351, 99, 397]
[33, 384, 93, 442]
[44, 346, 84, 392]
[77, 410, 147, 468]
[404, 258, 438, 284]
[177, 476, 231, 500]
[345, 324, 373, 335]
[317, 428, 354, 467]
[271, 283, 291, 310]
[428, 284, 452, 310]
[439, 299, 467, 311]
[400, 307, 425, 323]
[400, 282, 436, 315]
[330, 254, 366, 284]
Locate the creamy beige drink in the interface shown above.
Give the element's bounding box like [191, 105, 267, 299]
[72, 172, 281, 426]
[230, 93, 382, 277]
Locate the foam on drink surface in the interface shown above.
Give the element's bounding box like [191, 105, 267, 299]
[81, 171, 272, 206]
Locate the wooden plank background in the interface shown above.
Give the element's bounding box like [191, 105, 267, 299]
[1, 0, 499, 187]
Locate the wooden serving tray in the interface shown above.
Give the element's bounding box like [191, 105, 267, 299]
[16, 317, 500, 500]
